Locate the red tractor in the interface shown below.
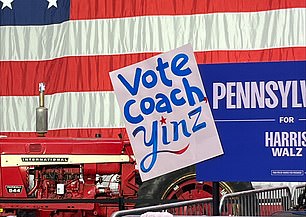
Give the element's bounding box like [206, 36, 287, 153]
[0, 136, 252, 217]
[0, 84, 252, 216]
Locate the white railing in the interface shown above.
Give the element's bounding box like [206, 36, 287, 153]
[110, 198, 213, 217]
[292, 184, 306, 208]
[219, 186, 292, 216]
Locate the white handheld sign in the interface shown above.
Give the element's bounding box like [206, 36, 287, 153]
[110, 44, 223, 181]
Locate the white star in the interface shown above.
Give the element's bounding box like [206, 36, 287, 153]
[47, 0, 57, 9]
[1, 0, 14, 10]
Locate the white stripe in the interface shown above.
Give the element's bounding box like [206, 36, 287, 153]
[0, 92, 125, 132]
[215, 119, 276, 122]
[0, 8, 305, 61]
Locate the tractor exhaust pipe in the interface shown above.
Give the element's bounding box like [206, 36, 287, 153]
[36, 83, 48, 136]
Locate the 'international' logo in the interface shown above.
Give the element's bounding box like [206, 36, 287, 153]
[21, 157, 68, 162]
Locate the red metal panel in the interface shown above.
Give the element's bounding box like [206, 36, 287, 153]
[0, 137, 128, 154]
[1, 167, 27, 198]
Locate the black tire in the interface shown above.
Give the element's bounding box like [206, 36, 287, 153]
[137, 165, 253, 207]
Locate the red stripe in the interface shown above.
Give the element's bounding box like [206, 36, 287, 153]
[0, 128, 129, 139]
[70, 0, 306, 20]
[197, 47, 306, 65]
[0, 47, 305, 96]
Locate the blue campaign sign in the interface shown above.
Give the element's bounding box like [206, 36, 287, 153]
[196, 61, 306, 182]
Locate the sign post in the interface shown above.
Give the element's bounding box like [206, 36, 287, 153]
[212, 182, 220, 215]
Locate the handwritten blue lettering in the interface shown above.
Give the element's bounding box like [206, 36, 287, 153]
[183, 78, 205, 106]
[133, 121, 158, 173]
[170, 89, 186, 106]
[171, 53, 192, 76]
[142, 69, 158, 88]
[162, 125, 170, 145]
[124, 99, 143, 124]
[156, 57, 172, 87]
[171, 119, 192, 142]
[140, 97, 155, 115]
[156, 93, 173, 113]
[119, 51, 208, 174]
[117, 68, 142, 96]
[188, 106, 207, 132]
[133, 119, 192, 173]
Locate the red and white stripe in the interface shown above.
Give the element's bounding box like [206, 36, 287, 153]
[1, 0, 305, 137]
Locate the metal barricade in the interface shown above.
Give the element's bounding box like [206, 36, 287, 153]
[111, 198, 213, 217]
[219, 186, 292, 216]
[292, 183, 306, 207]
[112, 185, 303, 217]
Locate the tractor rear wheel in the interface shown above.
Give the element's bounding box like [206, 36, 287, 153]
[137, 165, 253, 207]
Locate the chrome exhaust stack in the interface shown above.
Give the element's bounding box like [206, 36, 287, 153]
[36, 83, 48, 136]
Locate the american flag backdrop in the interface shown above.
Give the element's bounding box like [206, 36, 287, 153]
[0, 0, 305, 138]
